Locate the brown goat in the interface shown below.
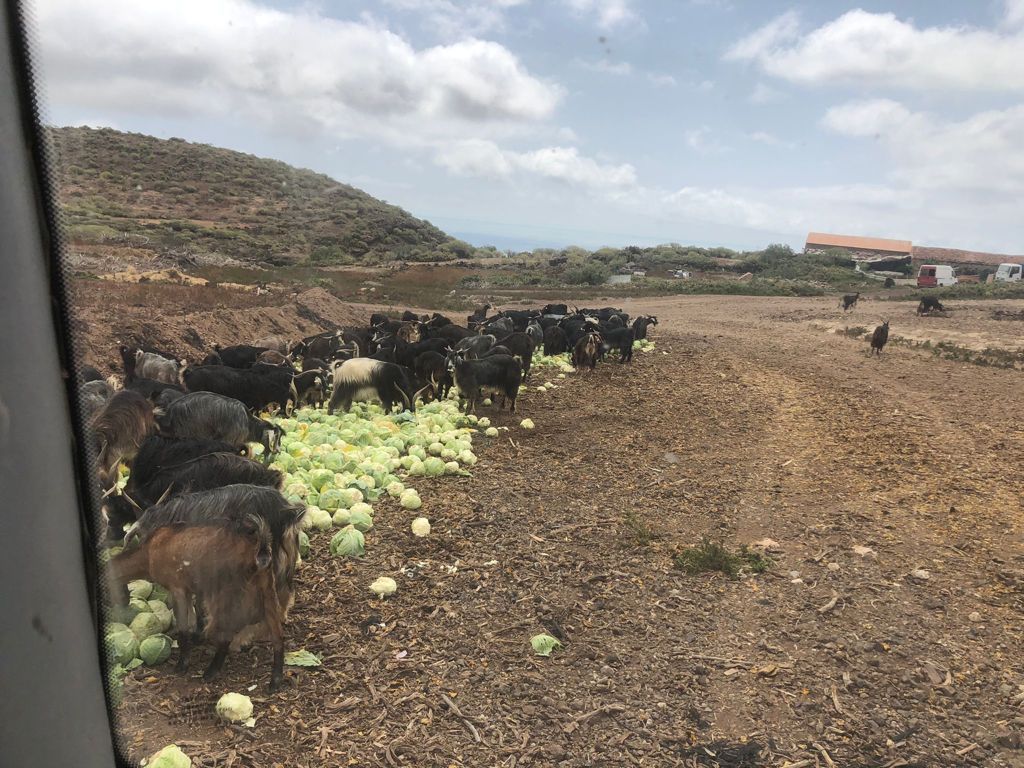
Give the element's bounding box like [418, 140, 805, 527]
[110, 517, 286, 691]
[90, 390, 156, 487]
[572, 332, 601, 371]
[397, 321, 425, 343]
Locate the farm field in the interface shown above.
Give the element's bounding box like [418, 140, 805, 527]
[76, 283, 1024, 767]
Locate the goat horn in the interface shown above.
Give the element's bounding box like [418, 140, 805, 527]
[152, 483, 174, 507]
[121, 492, 144, 512]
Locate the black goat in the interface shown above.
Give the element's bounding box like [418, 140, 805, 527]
[870, 321, 890, 355]
[447, 352, 522, 413]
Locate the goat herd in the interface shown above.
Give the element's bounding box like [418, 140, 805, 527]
[79, 302, 658, 693]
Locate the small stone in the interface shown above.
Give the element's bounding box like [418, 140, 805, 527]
[909, 569, 931, 581]
[827, 562, 840, 572]
[969, 611, 983, 622]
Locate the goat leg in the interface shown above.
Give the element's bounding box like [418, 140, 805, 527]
[202, 642, 230, 681]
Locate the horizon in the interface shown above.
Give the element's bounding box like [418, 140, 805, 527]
[32, 0, 1024, 255]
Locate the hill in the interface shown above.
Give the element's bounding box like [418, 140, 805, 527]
[49, 126, 473, 270]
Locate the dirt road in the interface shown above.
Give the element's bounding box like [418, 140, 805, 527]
[101, 292, 1024, 767]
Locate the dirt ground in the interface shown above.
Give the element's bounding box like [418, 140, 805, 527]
[72, 283, 1024, 767]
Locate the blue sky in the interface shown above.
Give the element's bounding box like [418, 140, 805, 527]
[32, 0, 1024, 253]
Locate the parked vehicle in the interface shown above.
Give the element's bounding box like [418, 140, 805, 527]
[994, 262, 1023, 283]
[917, 264, 958, 288]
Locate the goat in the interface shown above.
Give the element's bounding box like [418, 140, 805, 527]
[493, 332, 536, 380]
[212, 344, 268, 369]
[632, 315, 658, 340]
[600, 327, 635, 363]
[102, 449, 281, 541]
[182, 365, 297, 415]
[79, 379, 114, 423]
[256, 349, 291, 366]
[447, 351, 522, 414]
[90, 390, 156, 487]
[455, 334, 496, 360]
[917, 297, 945, 315]
[253, 335, 291, 355]
[543, 325, 569, 356]
[110, 513, 286, 691]
[412, 351, 452, 403]
[870, 321, 890, 355]
[572, 331, 601, 371]
[155, 391, 282, 455]
[293, 370, 329, 409]
[134, 351, 183, 385]
[327, 358, 414, 415]
[840, 292, 860, 311]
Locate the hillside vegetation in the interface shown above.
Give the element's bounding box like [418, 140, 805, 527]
[50, 126, 472, 267]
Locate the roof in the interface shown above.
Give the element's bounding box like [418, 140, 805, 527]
[912, 246, 1024, 267]
[805, 232, 912, 254]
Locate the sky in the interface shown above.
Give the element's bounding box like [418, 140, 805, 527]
[29, 0, 1024, 253]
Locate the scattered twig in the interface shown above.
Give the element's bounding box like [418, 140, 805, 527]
[830, 685, 844, 715]
[563, 704, 627, 734]
[817, 593, 839, 614]
[813, 742, 836, 767]
[441, 694, 482, 743]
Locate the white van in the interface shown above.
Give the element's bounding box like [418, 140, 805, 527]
[994, 262, 1023, 282]
[917, 264, 958, 288]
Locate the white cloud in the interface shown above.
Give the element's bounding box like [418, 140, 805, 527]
[435, 140, 636, 188]
[1005, 0, 1024, 28]
[823, 99, 1024, 195]
[563, 0, 636, 29]
[747, 131, 794, 149]
[749, 82, 783, 104]
[646, 72, 677, 87]
[34, 0, 562, 146]
[726, 9, 1024, 92]
[575, 58, 633, 75]
[683, 126, 728, 154]
[381, 0, 529, 38]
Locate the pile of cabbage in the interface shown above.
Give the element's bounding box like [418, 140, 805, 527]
[269, 399, 481, 557]
[104, 578, 175, 704]
[532, 351, 576, 373]
[633, 339, 656, 352]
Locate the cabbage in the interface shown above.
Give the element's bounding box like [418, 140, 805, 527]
[483, 398, 492, 406]
[309, 469, 334, 491]
[284, 649, 322, 667]
[408, 460, 425, 476]
[427, 442, 445, 456]
[369, 576, 397, 598]
[440, 448, 457, 461]
[331, 508, 351, 527]
[309, 507, 333, 531]
[530, 633, 562, 657]
[536, 386, 546, 392]
[357, 474, 376, 489]
[348, 505, 374, 532]
[400, 489, 422, 510]
[129, 596, 152, 615]
[146, 744, 191, 768]
[216, 693, 254, 724]
[476, 417, 491, 428]
[139, 634, 173, 666]
[444, 461, 461, 474]
[340, 488, 364, 508]
[298, 530, 310, 558]
[105, 628, 138, 665]
[130, 611, 164, 641]
[385, 481, 405, 498]
[485, 427, 499, 437]
[108, 604, 139, 626]
[318, 488, 345, 511]
[408, 445, 427, 460]
[128, 580, 153, 600]
[411, 517, 431, 537]
[329, 526, 365, 557]
[423, 457, 445, 477]
[557, 373, 566, 379]
[520, 419, 535, 429]
[148, 601, 173, 632]
[457, 450, 477, 466]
